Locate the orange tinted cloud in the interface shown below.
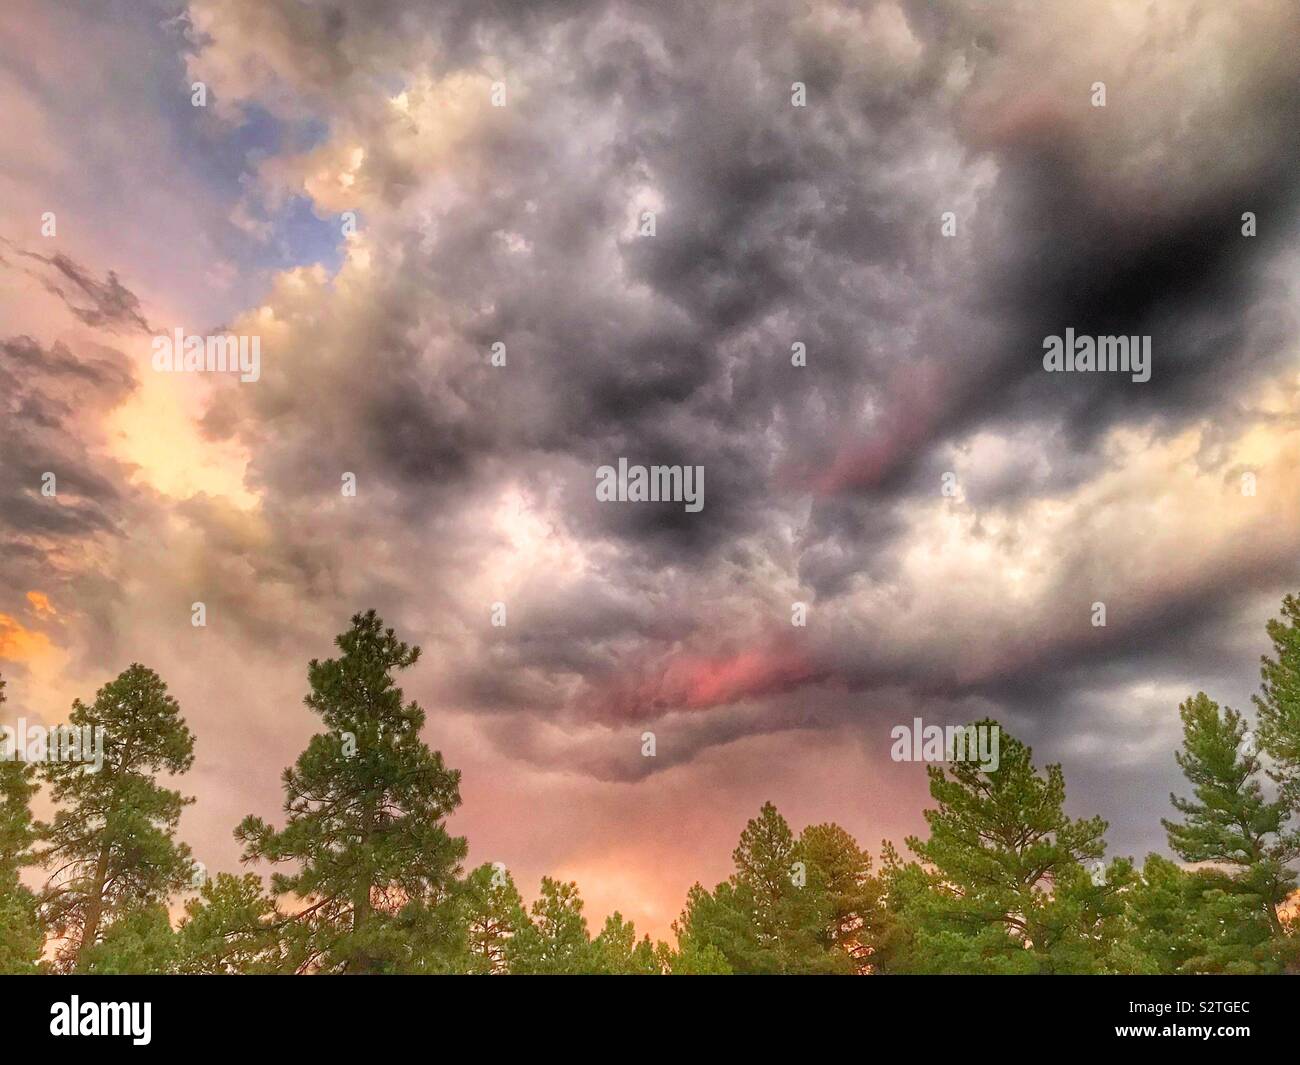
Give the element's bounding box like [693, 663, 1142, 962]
[0, 614, 54, 662]
[25, 591, 56, 619]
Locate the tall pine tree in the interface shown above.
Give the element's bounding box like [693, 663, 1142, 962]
[458, 863, 528, 974]
[1162, 692, 1298, 950]
[675, 802, 847, 974]
[237, 610, 467, 973]
[34, 664, 195, 971]
[507, 877, 594, 974]
[1255, 593, 1300, 814]
[888, 720, 1129, 974]
[799, 821, 882, 972]
[591, 911, 661, 974]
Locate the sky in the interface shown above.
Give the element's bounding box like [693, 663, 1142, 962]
[1, 0, 1298, 941]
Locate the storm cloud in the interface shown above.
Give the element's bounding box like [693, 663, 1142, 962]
[2, 0, 1299, 933]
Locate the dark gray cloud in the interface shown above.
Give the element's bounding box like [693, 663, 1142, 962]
[0, 334, 135, 544]
[0, 0, 1273, 883]
[0, 239, 153, 334]
[178, 2, 1300, 785]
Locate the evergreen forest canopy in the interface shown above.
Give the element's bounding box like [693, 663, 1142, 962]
[3, 596, 1300, 975]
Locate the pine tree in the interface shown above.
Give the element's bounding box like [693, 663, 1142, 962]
[381, 892, 469, 973]
[799, 821, 882, 972]
[870, 840, 928, 973]
[236, 610, 467, 973]
[0, 674, 43, 973]
[673, 880, 766, 971]
[177, 872, 304, 974]
[458, 863, 528, 974]
[674, 802, 843, 974]
[507, 877, 594, 974]
[659, 932, 732, 974]
[77, 903, 178, 974]
[735, 802, 844, 972]
[894, 720, 1127, 973]
[1117, 854, 1281, 974]
[1162, 692, 1298, 946]
[591, 911, 661, 974]
[34, 664, 195, 971]
[1254, 593, 1300, 812]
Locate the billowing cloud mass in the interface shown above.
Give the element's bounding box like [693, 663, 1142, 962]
[1, 0, 1298, 936]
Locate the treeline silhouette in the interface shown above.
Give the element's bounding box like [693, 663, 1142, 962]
[3, 598, 1300, 975]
